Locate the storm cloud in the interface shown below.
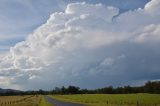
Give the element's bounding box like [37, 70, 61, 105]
[0, 0, 160, 90]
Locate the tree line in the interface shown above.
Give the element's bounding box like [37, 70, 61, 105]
[51, 81, 160, 94]
[0, 81, 160, 96]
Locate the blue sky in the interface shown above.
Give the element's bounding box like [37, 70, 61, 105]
[1, 0, 160, 90]
[0, 0, 149, 51]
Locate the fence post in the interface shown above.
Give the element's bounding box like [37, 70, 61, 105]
[136, 101, 139, 106]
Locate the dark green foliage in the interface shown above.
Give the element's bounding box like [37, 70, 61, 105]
[0, 81, 160, 96]
[144, 81, 160, 93]
[50, 81, 160, 94]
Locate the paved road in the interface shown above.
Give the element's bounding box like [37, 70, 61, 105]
[44, 96, 85, 106]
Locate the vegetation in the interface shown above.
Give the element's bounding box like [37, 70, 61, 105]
[51, 81, 160, 94]
[0, 81, 160, 96]
[0, 95, 52, 106]
[0, 95, 42, 106]
[50, 94, 160, 106]
[39, 96, 52, 106]
[0, 81, 159, 106]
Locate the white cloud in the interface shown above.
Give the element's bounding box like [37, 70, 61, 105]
[134, 24, 160, 43]
[0, 0, 160, 90]
[144, 0, 160, 14]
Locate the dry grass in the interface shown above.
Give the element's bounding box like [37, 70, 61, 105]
[0, 95, 41, 106]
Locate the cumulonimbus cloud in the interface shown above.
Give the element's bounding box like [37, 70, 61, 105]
[0, 0, 160, 90]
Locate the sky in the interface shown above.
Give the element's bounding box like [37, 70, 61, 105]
[0, 0, 149, 52]
[0, 0, 160, 90]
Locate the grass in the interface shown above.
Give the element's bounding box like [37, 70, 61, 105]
[0, 95, 51, 106]
[39, 96, 52, 106]
[50, 94, 160, 106]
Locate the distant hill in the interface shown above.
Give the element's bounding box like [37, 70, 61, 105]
[0, 88, 21, 95]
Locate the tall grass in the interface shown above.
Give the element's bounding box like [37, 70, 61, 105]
[50, 94, 160, 106]
[0, 95, 48, 106]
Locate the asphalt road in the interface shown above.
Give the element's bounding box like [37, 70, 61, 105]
[44, 96, 85, 106]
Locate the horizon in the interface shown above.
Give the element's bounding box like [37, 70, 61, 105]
[0, 0, 160, 90]
[0, 80, 158, 92]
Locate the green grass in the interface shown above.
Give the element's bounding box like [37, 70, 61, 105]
[39, 96, 52, 106]
[50, 94, 160, 106]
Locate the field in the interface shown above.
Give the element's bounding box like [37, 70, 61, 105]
[0, 95, 51, 106]
[50, 94, 160, 106]
[39, 96, 52, 106]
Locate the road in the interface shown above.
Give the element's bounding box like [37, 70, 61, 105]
[44, 96, 85, 106]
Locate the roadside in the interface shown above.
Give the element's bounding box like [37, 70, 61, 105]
[39, 96, 52, 106]
[44, 96, 85, 106]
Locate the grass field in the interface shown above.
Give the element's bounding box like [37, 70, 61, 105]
[39, 96, 52, 106]
[50, 94, 160, 106]
[0, 95, 51, 106]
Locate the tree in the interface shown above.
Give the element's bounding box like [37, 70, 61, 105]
[67, 86, 80, 94]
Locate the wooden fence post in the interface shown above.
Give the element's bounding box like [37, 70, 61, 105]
[136, 101, 139, 106]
